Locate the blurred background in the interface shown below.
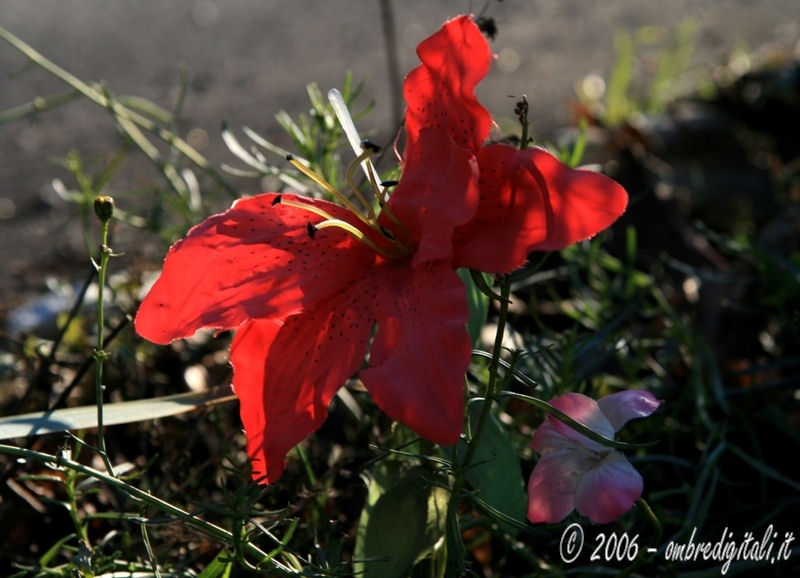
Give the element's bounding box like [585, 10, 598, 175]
[1, 0, 798, 315]
[2, 2, 800, 575]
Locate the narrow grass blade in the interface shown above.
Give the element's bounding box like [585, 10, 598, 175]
[0, 390, 236, 440]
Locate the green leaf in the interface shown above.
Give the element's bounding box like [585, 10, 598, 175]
[38, 532, 77, 568]
[197, 549, 234, 578]
[0, 390, 236, 440]
[457, 269, 491, 344]
[354, 464, 447, 578]
[457, 399, 528, 534]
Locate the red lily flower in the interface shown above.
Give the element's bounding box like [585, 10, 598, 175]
[135, 15, 628, 484]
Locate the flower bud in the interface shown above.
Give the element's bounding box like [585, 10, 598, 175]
[93, 195, 115, 222]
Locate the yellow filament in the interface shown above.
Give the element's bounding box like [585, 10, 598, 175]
[281, 153, 415, 258]
[375, 202, 410, 242]
[275, 198, 411, 259]
[287, 156, 372, 226]
[343, 146, 413, 248]
[314, 219, 399, 259]
[366, 162, 388, 206]
[277, 198, 338, 221]
[345, 149, 380, 220]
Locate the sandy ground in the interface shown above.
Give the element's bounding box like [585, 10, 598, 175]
[0, 0, 798, 320]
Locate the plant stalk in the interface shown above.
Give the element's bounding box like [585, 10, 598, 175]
[0, 443, 294, 573]
[93, 198, 116, 477]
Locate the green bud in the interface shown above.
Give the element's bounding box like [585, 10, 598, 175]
[93, 195, 115, 222]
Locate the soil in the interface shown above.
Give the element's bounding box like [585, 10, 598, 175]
[1, 0, 798, 322]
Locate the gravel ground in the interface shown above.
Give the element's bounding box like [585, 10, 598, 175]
[0, 0, 797, 320]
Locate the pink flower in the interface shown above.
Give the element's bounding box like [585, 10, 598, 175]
[527, 391, 662, 524]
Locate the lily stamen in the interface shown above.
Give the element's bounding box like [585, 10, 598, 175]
[275, 197, 412, 259]
[315, 218, 407, 260]
[284, 146, 416, 257]
[275, 196, 338, 222]
[344, 145, 380, 221]
[286, 155, 373, 226]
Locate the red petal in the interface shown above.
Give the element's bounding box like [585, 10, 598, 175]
[385, 127, 479, 264]
[403, 15, 492, 153]
[231, 286, 374, 484]
[453, 145, 629, 272]
[135, 193, 375, 344]
[360, 260, 471, 444]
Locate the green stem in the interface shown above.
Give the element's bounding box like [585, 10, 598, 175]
[0, 89, 81, 124]
[294, 444, 325, 529]
[637, 498, 663, 545]
[445, 276, 512, 576]
[0, 444, 293, 573]
[616, 498, 663, 577]
[140, 516, 163, 578]
[94, 214, 115, 477]
[65, 467, 90, 544]
[461, 277, 512, 472]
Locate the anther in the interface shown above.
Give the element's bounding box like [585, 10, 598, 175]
[379, 226, 395, 240]
[361, 140, 381, 153]
[272, 195, 282, 206]
[380, 180, 399, 187]
[306, 222, 317, 239]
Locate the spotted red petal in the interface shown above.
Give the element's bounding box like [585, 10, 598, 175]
[135, 193, 376, 344]
[231, 285, 374, 483]
[385, 127, 479, 265]
[453, 145, 629, 273]
[360, 260, 471, 444]
[403, 14, 492, 154]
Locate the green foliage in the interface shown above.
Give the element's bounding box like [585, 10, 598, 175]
[354, 463, 448, 578]
[456, 399, 528, 533]
[458, 269, 491, 344]
[276, 74, 372, 191]
[222, 73, 372, 199]
[578, 19, 696, 125]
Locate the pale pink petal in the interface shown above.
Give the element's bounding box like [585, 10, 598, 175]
[597, 390, 663, 432]
[545, 393, 615, 452]
[530, 419, 576, 455]
[574, 452, 642, 524]
[526, 449, 583, 524]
